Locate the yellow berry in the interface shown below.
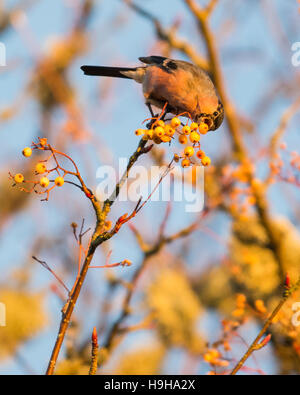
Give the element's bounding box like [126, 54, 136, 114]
[122, 259, 132, 267]
[171, 117, 181, 128]
[14, 173, 24, 183]
[184, 146, 195, 157]
[199, 122, 209, 134]
[55, 176, 64, 187]
[155, 120, 165, 128]
[178, 135, 188, 144]
[182, 125, 191, 135]
[255, 299, 267, 314]
[35, 162, 47, 174]
[190, 122, 198, 131]
[189, 131, 200, 143]
[236, 293, 246, 308]
[154, 126, 165, 138]
[40, 177, 50, 188]
[207, 349, 220, 360]
[135, 128, 144, 136]
[164, 125, 175, 136]
[161, 135, 171, 143]
[196, 150, 205, 159]
[201, 156, 211, 166]
[146, 129, 154, 139]
[181, 158, 191, 168]
[22, 147, 32, 157]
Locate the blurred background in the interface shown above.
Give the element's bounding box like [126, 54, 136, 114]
[0, 0, 300, 375]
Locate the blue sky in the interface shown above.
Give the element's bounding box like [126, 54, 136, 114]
[0, 0, 299, 374]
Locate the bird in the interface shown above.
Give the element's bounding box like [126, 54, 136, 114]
[81, 56, 224, 131]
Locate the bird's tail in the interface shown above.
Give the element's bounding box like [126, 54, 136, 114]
[80, 65, 136, 79]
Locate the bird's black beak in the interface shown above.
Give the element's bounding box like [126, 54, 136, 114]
[202, 116, 214, 131]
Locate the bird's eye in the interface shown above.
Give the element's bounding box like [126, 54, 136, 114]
[213, 111, 218, 116]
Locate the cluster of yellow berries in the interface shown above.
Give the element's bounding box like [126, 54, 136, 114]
[254, 299, 267, 315]
[232, 293, 247, 318]
[134, 117, 211, 168]
[232, 294, 267, 318]
[13, 146, 65, 189]
[203, 348, 229, 367]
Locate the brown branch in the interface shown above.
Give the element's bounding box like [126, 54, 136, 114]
[184, 0, 288, 282]
[98, 138, 149, 227]
[103, 205, 214, 354]
[230, 299, 284, 375]
[123, 0, 208, 71]
[231, 276, 300, 375]
[45, 138, 149, 375]
[205, 0, 219, 16]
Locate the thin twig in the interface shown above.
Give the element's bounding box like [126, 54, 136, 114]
[32, 256, 70, 294]
[184, 0, 287, 282]
[45, 139, 150, 375]
[268, 97, 300, 171]
[123, 0, 208, 71]
[231, 277, 300, 375]
[103, 204, 214, 353]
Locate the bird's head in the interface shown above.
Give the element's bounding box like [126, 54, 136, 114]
[197, 101, 224, 131]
